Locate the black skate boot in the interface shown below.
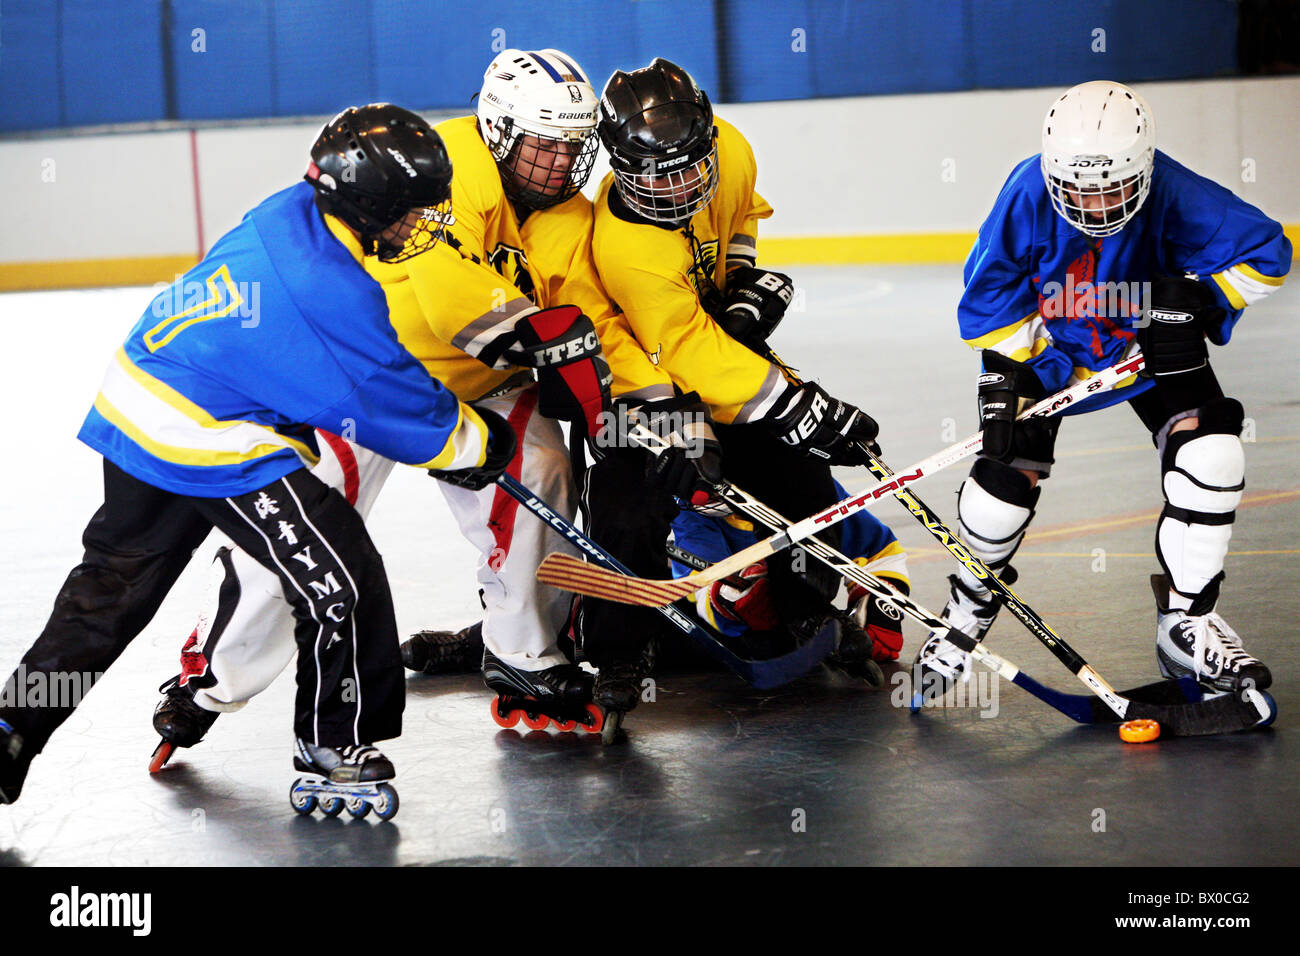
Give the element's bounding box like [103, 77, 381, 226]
[0, 719, 34, 805]
[593, 641, 657, 745]
[290, 738, 399, 820]
[148, 678, 220, 773]
[401, 620, 485, 675]
[1153, 574, 1272, 694]
[482, 648, 601, 735]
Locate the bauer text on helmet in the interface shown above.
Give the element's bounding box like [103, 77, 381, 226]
[597, 58, 720, 223]
[476, 49, 600, 210]
[1040, 80, 1155, 238]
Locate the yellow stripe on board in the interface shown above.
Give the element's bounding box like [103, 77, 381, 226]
[3, 226, 1298, 290]
[0, 255, 199, 292]
[761, 232, 977, 265]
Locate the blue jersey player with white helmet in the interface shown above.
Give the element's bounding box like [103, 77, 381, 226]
[916, 81, 1291, 702]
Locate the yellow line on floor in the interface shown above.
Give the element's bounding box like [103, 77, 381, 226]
[1057, 435, 1300, 459]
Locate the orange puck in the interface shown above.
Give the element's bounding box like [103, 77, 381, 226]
[1119, 718, 1161, 743]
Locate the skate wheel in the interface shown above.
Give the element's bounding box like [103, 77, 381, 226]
[345, 795, 371, 819]
[521, 709, 551, 731]
[1119, 719, 1161, 744]
[289, 780, 317, 815]
[551, 716, 578, 732]
[148, 740, 174, 774]
[319, 795, 344, 817]
[581, 703, 605, 734]
[373, 784, 399, 821]
[490, 697, 521, 729]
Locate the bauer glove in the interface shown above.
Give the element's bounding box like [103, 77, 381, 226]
[718, 266, 795, 349]
[764, 382, 879, 465]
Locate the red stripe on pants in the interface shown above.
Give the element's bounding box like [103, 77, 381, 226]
[318, 430, 360, 506]
[486, 390, 538, 570]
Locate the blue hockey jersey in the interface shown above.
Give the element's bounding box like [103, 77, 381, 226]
[960, 150, 1291, 413]
[79, 182, 487, 497]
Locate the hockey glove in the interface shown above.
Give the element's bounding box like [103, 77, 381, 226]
[429, 406, 518, 492]
[632, 393, 723, 505]
[718, 266, 794, 348]
[511, 305, 612, 438]
[707, 562, 782, 632]
[977, 350, 1045, 462]
[848, 583, 908, 662]
[1137, 276, 1223, 378]
[764, 382, 879, 465]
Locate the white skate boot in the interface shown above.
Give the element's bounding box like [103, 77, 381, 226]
[1152, 574, 1271, 694]
[911, 575, 1000, 708]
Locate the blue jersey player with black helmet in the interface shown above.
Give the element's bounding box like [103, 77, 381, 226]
[0, 104, 517, 816]
[914, 81, 1291, 707]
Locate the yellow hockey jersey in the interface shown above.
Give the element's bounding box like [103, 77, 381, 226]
[367, 115, 670, 404]
[591, 116, 789, 424]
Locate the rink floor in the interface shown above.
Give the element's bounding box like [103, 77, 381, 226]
[1, 265, 1296, 866]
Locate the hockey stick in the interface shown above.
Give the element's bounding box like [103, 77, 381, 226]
[537, 353, 1148, 608]
[495, 472, 836, 690]
[550, 426, 1269, 735]
[666, 539, 1202, 722]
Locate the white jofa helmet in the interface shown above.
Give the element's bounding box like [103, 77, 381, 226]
[1040, 80, 1155, 238]
[476, 48, 600, 210]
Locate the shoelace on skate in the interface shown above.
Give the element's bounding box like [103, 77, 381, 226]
[1187, 612, 1258, 678]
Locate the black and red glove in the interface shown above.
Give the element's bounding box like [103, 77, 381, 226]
[511, 305, 612, 438]
[708, 561, 782, 632]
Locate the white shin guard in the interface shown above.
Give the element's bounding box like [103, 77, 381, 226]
[954, 459, 1040, 597]
[1156, 400, 1245, 608]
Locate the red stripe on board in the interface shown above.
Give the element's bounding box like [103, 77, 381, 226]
[189, 128, 206, 258]
[318, 430, 360, 505]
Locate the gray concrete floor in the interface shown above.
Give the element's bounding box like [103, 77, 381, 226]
[0, 265, 1296, 866]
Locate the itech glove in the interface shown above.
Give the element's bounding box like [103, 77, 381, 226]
[511, 305, 612, 438]
[429, 406, 518, 492]
[977, 350, 1045, 462]
[717, 266, 794, 348]
[1137, 276, 1224, 378]
[765, 382, 879, 465]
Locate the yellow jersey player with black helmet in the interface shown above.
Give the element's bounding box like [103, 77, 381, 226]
[580, 58, 908, 734]
[147, 51, 665, 760]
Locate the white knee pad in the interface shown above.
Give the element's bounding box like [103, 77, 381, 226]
[955, 460, 1039, 595]
[1157, 420, 1244, 603]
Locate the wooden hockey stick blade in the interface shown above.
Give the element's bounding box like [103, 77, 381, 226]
[1124, 685, 1274, 737]
[537, 552, 698, 606]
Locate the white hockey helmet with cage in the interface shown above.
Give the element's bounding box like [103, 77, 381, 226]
[476, 48, 599, 210]
[1041, 80, 1155, 238]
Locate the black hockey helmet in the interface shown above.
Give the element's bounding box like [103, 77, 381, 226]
[597, 58, 718, 223]
[305, 104, 453, 262]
